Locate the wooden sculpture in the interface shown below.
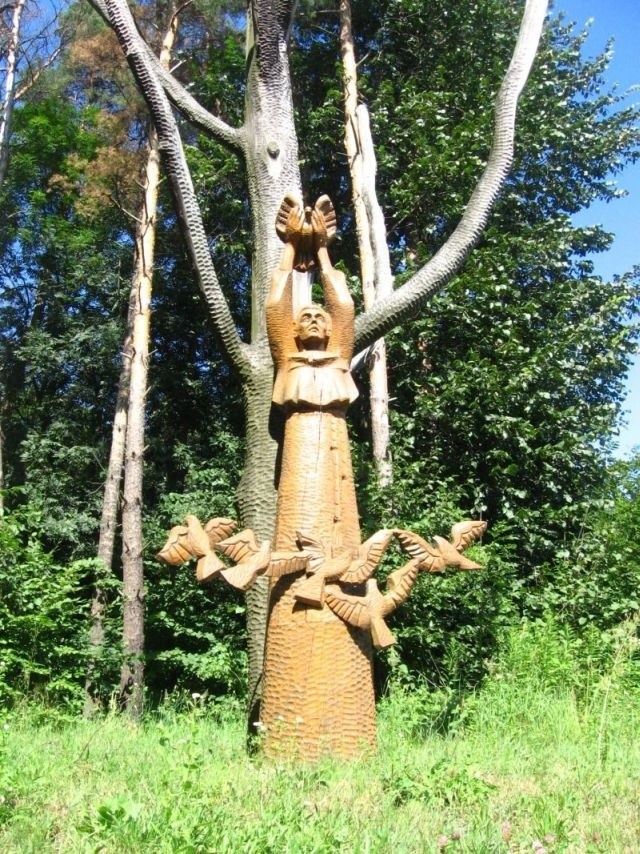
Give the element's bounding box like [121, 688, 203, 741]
[157, 195, 487, 759]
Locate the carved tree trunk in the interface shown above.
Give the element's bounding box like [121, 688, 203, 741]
[119, 12, 178, 719]
[0, 0, 26, 187]
[239, 0, 303, 719]
[90, 0, 548, 742]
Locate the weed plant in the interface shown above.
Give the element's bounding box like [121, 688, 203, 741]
[1, 618, 638, 853]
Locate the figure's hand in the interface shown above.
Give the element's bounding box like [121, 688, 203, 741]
[284, 205, 305, 246]
[276, 196, 306, 247]
[311, 209, 328, 249]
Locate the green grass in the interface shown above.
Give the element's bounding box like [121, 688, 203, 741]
[1, 621, 639, 853]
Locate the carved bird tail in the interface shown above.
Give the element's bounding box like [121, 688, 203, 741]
[370, 616, 396, 649]
[220, 563, 261, 592]
[294, 572, 325, 608]
[196, 552, 224, 583]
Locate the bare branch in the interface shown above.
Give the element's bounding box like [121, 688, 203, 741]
[14, 44, 62, 100]
[354, 0, 549, 351]
[97, 0, 251, 378]
[87, 0, 245, 151]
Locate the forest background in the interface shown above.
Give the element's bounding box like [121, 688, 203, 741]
[0, 0, 639, 723]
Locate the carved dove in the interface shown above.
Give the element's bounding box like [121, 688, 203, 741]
[294, 529, 394, 607]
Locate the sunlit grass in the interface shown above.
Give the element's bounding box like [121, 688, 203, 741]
[1, 622, 639, 852]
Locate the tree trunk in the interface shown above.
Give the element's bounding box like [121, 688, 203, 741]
[239, 0, 303, 722]
[0, 0, 26, 187]
[340, 0, 393, 489]
[83, 295, 135, 715]
[119, 12, 178, 718]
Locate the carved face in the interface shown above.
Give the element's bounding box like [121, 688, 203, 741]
[295, 305, 331, 349]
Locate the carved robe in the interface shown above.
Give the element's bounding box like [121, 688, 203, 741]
[261, 263, 376, 758]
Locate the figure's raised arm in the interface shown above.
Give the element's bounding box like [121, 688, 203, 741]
[267, 204, 305, 363]
[313, 208, 355, 360]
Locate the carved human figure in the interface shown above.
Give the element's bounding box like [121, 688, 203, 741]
[261, 196, 376, 757]
[156, 195, 487, 760]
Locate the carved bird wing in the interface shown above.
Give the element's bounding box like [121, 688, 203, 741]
[204, 517, 237, 548]
[266, 551, 310, 578]
[382, 560, 421, 615]
[394, 528, 446, 572]
[314, 195, 337, 243]
[324, 584, 371, 630]
[156, 523, 193, 565]
[275, 194, 303, 242]
[215, 529, 258, 563]
[325, 580, 396, 649]
[341, 529, 394, 584]
[450, 520, 487, 552]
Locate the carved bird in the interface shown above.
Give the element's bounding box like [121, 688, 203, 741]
[394, 527, 483, 572]
[155, 515, 226, 583]
[215, 529, 272, 591]
[294, 529, 394, 607]
[156, 515, 210, 565]
[324, 559, 420, 648]
[275, 194, 337, 271]
[195, 518, 238, 582]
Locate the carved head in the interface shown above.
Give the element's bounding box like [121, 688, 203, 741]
[294, 305, 331, 350]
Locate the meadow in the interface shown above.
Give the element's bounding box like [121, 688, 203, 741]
[1, 619, 639, 853]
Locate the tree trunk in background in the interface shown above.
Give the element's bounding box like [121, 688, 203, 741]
[340, 0, 393, 490]
[0, 0, 26, 186]
[83, 298, 134, 716]
[118, 11, 178, 719]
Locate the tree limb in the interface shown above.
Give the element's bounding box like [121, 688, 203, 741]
[87, 0, 245, 152]
[354, 0, 548, 351]
[99, 0, 251, 379]
[14, 45, 63, 100]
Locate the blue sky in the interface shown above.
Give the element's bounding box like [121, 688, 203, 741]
[556, 0, 639, 457]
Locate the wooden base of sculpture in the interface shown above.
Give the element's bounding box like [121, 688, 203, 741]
[261, 589, 376, 758]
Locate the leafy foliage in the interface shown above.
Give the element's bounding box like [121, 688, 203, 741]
[0, 501, 101, 706]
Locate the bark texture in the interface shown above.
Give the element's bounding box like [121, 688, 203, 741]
[239, 0, 304, 717]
